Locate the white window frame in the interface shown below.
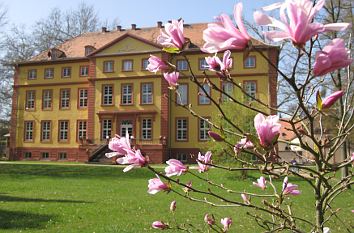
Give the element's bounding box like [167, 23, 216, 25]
[122, 60, 133, 71]
[41, 152, 49, 159]
[199, 119, 210, 141]
[59, 152, 67, 160]
[244, 81, 257, 100]
[26, 90, 35, 110]
[28, 69, 37, 80]
[24, 152, 32, 159]
[102, 85, 113, 105]
[177, 60, 188, 71]
[244, 56, 256, 68]
[24, 121, 34, 141]
[142, 59, 149, 70]
[198, 83, 211, 105]
[176, 84, 188, 105]
[60, 89, 70, 109]
[222, 81, 233, 102]
[103, 61, 114, 72]
[176, 153, 187, 162]
[77, 121, 87, 141]
[42, 90, 52, 109]
[141, 83, 153, 104]
[62, 67, 71, 78]
[199, 59, 208, 70]
[121, 84, 133, 105]
[59, 121, 69, 141]
[79, 89, 88, 108]
[80, 66, 89, 76]
[44, 68, 54, 79]
[41, 121, 51, 141]
[102, 119, 112, 140]
[176, 118, 188, 141]
[141, 118, 152, 140]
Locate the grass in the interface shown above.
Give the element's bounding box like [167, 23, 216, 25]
[0, 162, 352, 232]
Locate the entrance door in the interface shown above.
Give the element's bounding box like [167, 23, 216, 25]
[120, 120, 133, 137]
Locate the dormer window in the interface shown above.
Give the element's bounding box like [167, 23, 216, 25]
[48, 48, 66, 60]
[85, 46, 96, 56]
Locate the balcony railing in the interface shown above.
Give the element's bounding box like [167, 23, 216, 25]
[132, 137, 167, 146]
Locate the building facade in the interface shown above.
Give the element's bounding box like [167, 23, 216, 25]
[10, 23, 278, 163]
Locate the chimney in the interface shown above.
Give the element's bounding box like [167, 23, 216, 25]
[131, 24, 137, 30]
[117, 25, 123, 31]
[157, 21, 163, 28]
[101, 27, 107, 32]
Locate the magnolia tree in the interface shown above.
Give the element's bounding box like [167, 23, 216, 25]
[106, 1, 353, 232]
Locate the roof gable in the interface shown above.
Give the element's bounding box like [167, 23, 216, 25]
[90, 33, 161, 56]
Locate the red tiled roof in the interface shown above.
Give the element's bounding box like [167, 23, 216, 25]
[279, 120, 302, 141]
[30, 23, 274, 62]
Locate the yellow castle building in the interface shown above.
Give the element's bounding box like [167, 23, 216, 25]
[10, 22, 278, 163]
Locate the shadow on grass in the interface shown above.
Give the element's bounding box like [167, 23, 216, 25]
[0, 209, 54, 230]
[0, 194, 91, 204]
[0, 164, 152, 180]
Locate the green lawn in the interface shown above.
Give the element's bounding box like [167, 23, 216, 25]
[0, 162, 352, 232]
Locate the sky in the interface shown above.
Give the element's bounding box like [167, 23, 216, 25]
[2, 0, 279, 29]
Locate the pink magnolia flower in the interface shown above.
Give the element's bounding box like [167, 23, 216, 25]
[148, 176, 170, 194]
[282, 177, 301, 196]
[351, 153, 354, 163]
[202, 3, 250, 53]
[234, 138, 254, 154]
[152, 221, 168, 230]
[241, 193, 250, 205]
[254, 0, 350, 47]
[147, 55, 169, 73]
[157, 19, 185, 51]
[163, 72, 179, 89]
[321, 91, 344, 109]
[253, 176, 267, 190]
[205, 50, 233, 72]
[170, 200, 176, 212]
[197, 151, 212, 173]
[204, 214, 215, 225]
[313, 39, 352, 77]
[220, 217, 232, 232]
[254, 113, 281, 149]
[105, 133, 131, 157]
[165, 159, 188, 177]
[116, 149, 147, 172]
[208, 131, 224, 142]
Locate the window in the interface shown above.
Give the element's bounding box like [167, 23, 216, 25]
[102, 85, 113, 105]
[42, 90, 52, 110]
[176, 118, 188, 141]
[244, 56, 256, 68]
[141, 118, 152, 140]
[176, 153, 187, 162]
[142, 59, 149, 70]
[41, 121, 51, 141]
[28, 69, 37, 80]
[24, 121, 34, 141]
[244, 81, 257, 100]
[80, 66, 89, 76]
[199, 119, 210, 141]
[41, 152, 49, 159]
[198, 83, 211, 105]
[77, 120, 87, 141]
[59, 152, 67, 160]
[141, 83, 153, 104]
[58, 120, 69, 142]
[44, 68, 54, 79]
[85, 46, 95, 56]
[103, 61, 114, 72]
[121, 84, 133, 105]
[25, 90, 35, 110]
[62, 67, 71, 78]
[24, 152, 32, 159]
[176, 84, 188, 105]
[177, 60, 188, 71]
[102, 119, 112, 139]
[199, 59, 208, 70]
[122, 60, 133, 71]
[59, 89, 70, 109]
[78, 89, 88, 108]
[222, 81, 233, 102]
